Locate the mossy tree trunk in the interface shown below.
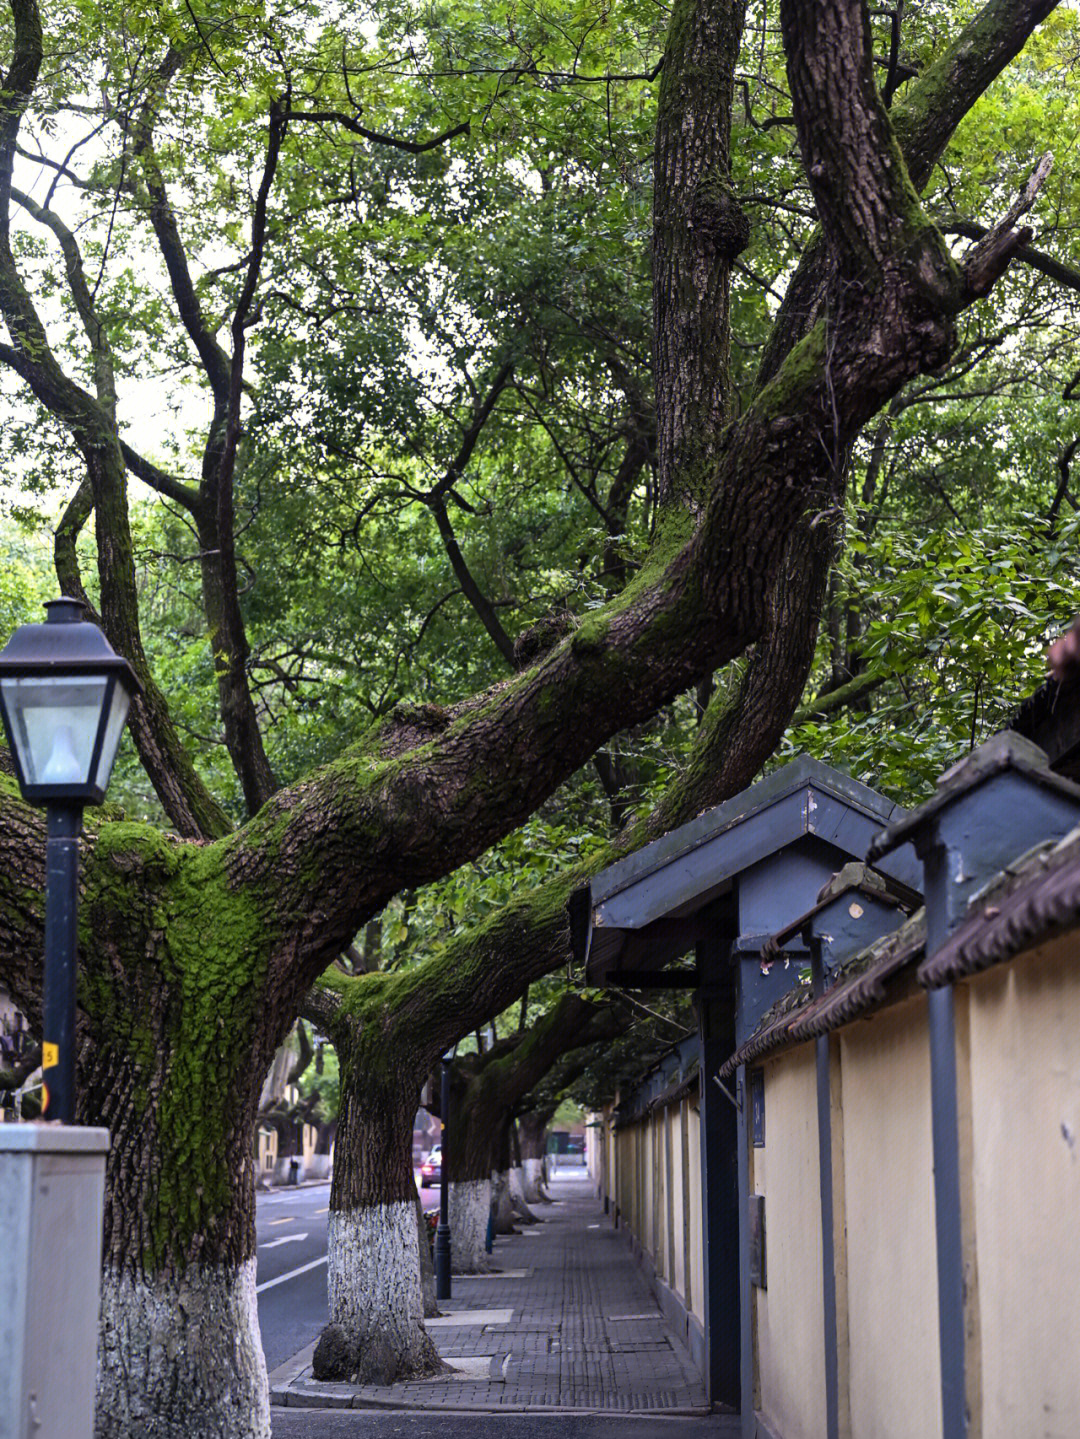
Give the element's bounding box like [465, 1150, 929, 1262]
[518, 1109, 556, 1202]
[0, 0, 1061, 1435]
[444, 994, 629, 1269]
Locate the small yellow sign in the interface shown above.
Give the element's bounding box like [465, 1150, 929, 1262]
[41, 1082, 50, 1113]
[42, 1042, 59, 1069]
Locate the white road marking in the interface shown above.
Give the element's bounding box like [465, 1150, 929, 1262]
[256, 1256, 328, 1294]
[314, 1207, 328, 1215]
[259, 1233, 309, 1250]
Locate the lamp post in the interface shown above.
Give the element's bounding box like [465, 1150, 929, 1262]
[0, 598, 139, 1122]
[434, 1041, 457, 1301]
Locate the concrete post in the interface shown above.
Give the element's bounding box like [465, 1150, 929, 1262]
[0, 1125, 108, 1439]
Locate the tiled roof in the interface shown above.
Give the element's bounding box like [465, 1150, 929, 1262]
[920, 827, 1080, 986]
[721, 823, 1080, 1077]
[719, 911, 926, 1078]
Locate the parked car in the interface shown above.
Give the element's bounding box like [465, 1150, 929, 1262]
[419, 1145, 442, 1187]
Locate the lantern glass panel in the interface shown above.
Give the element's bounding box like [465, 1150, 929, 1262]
[0, 675, 108, 787]
[93, 680, 131, 791]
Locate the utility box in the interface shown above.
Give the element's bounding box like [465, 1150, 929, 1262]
[0, 1125, 109, 1439]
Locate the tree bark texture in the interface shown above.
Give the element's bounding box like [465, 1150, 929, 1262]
[413, 1188, 440, 1319]
[652, 0, 746, 505]
[96, 1262, 268, 1439]
[448, 1180, 492, 1274]
[319, 1204, 443, 1382]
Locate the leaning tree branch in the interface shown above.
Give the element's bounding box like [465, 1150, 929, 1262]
[939, 219, 1080, 295]
[962, 152, 1053, 299]
[285, 110, 469, 154]
[119, 440, 201, 510]
[130, 46, 233, 413]
[757, 0, 1063, 392]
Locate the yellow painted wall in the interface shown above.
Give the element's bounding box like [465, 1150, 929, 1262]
[967, 935, 1080, 1439]
[672, 1105, 687, 1298]
[688, 1096, 705, 1325]
[752, 1044, 827, 1439]
[612, 1095, 704, 1325]
[840, 995, 941, 1439]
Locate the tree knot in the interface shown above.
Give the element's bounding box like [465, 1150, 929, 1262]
[513, 609, 579, 668]
[388, 701, 451, 732]
[689, 175, 750, 260]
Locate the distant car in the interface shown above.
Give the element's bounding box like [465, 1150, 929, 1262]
[419, 1145, 442, 1187]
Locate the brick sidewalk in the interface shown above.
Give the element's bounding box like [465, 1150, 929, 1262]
[271, 1171, 719, 1417]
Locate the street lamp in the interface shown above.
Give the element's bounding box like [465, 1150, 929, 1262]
[434, 1041, 458, 1302]
[0, 597, 139, 1122]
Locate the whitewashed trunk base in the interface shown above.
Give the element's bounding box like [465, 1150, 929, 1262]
[96, 1259, 268, 1439]
[449, 1179, 493, 1272]
[324, 1204, 443, 1382]
[509, 1165, 540, 1223]
[493, 1170, 518, 1234]
[412, 1189, 439, 1317]
[523, 1156, 548, 1203]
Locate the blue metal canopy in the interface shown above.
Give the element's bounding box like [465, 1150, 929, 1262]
[573, 755, 920, 985]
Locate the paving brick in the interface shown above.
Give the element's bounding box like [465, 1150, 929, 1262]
[276, 1173, 709, 1415]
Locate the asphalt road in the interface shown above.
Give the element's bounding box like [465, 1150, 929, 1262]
[271, 1412, 735, 1438]
[257, 1171, 434, 1371]
[256, 1182, 333, 1370]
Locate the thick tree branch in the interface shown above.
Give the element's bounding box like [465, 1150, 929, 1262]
[940, 220, 1080, 295]
[286, 110, 469, 154]
[758, 0, 1062, 391]
[119, 440, 201, 510]
[793, 664, 888, 725]
[892, 0, 1060, 193]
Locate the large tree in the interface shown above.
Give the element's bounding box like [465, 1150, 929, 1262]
[0, 0, 1071, 1436]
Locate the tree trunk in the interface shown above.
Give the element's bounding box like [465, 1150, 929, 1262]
[75, 917, 282, 1439]
[97, 1265, 268, 1439]
[518, 1110, 553, 1202]
[412, 1188, 439, 1319]
[448, 1178, 494, 1274]
[493, 1170, 518, 1235]
[313, 1051, 444, 1383]
[522, 1157, 547, 1203]
[508, 1165, 540, 1223]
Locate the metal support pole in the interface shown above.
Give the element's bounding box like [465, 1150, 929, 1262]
[737, 1063, 754, 1439]
[434, 1059, 452, 1301]
[929, 984, 966, 1439]
[812, 941, 840, 1439]
[42, 804, 83, 1124]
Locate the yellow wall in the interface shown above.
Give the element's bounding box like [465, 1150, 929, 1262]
[752, 1044, 827, 1439]
[688, 1097, 704, 1324]
[840, 994, 941, 1439]
[672, 1107, 686, 1298]
[967, 934, 1080, 1439]
[612, 1091, 703, 1328]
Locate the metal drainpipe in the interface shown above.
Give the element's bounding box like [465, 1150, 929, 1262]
[737, 1063, 754, 1439]
[928, 983, 966, 1439]
[924, 842, 967, 1439]
[811, 938, 840, 1439]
